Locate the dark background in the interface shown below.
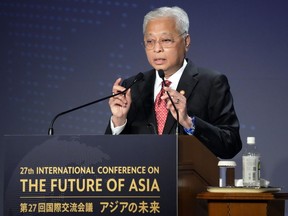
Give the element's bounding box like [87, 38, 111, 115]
[1, 0, 288, 215]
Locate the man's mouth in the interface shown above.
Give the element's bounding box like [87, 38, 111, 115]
[153, 58, 166, 64]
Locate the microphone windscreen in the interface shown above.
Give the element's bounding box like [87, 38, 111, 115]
[158, 70, 165, 79]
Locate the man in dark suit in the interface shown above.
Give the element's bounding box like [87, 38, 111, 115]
[105, 6, 242, 159]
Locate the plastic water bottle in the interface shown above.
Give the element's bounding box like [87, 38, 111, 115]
[242, 137, 260, 187]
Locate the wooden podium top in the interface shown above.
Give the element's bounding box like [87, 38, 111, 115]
[197, 191, 288, 201]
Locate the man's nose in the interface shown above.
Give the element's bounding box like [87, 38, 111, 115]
[153, 41, 164, 52]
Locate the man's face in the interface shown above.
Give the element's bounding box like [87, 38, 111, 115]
[144, 17, 190, 77]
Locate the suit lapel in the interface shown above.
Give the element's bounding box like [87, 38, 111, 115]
[176, 61, 199, 101]
[163, 60, 199, 134]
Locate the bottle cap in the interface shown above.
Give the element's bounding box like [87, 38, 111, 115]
[218, 160, 236, 167]
[247, 137, 255, 145]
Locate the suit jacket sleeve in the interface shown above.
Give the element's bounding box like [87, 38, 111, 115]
[191, 73, 242, 159]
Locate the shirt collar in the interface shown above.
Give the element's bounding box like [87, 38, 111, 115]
[155, 59, 187, 91]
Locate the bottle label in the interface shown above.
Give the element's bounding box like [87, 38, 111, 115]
[242, 155, 260, 186]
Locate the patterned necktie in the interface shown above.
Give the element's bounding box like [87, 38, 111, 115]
[154, 80, 171, 135]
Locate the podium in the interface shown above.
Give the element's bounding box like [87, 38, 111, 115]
[178, 136, 219, 216]
[2, 135, 219, 216]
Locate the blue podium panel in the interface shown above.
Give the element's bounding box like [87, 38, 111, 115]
[3, 135, 177, 216]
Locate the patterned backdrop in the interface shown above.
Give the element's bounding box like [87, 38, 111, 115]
[1, 0, 288, 215]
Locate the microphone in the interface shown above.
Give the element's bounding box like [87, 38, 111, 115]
[158, 69, 179, 135]
[48, 72, 144, 135]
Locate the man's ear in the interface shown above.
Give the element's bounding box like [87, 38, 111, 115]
[185, 34, 191, 51]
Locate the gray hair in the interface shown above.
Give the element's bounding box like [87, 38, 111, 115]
[143, 6, 189, 35]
